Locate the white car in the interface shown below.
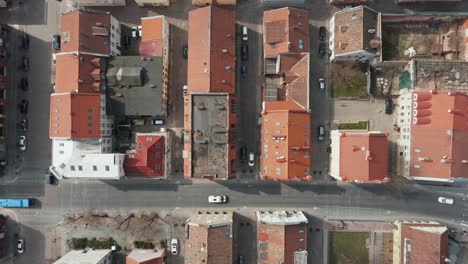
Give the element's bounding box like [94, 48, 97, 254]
[241, 26, 248, 41]
[171, 238, 178, 255]
[19, 136, 26, 151]
[208, 195, 228, 204]
[17, 239, 24, 254]
[438, 197, 454, 205]
[248, 152, 255, 167]
[138, 25, 142, 38]
[319, 78, 325, 89]
[131, 26, 138, 39]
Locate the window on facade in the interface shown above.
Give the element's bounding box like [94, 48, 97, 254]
[59, 151, 64, 154]
[70, 165, 75, 171]
[88, 130, 93, 135]
[155, 164, 161, 171]
[78, 165, 83, 171]
[88, 123, 93, 127]
[93, 166, 97, 171]
[59, 143, 64, 147]
[105, 166, 110, 171]
[88, 108, 93, 113]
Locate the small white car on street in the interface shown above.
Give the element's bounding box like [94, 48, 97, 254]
[171, 238, 178, 255]
[19, 136, 26, 151]
[248, 152, 255, 167]
[208, 195, 228, 204]
[17, 239, 24, 254]
[438, 196, 454, 205]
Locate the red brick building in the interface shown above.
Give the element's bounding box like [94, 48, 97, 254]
[187, 6, 236, 94]
[185, 211, 233, 264]
[256, 211, 308, 264]
[124, 133, 170, 178]
[260, 101, 311, 181]
[329, 131, 389, 183]
[393, 221, 448, 264]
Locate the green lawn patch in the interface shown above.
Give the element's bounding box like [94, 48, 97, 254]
[331, 63, 368, 98]
[338, 121, 368, 130]
[329, 232, 369, 264]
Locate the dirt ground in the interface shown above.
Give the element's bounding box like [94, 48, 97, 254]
[49, 210, 188, 259]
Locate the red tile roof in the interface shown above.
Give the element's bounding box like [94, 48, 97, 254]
[55, 54, 106, 94]
[398, 222, 448, 264]
[60, 10, 111, 55]
[263, 7, 310, 59]
[49, 93, 101, 139]
[410, 91, 468, 180]
[188, 6, 236, 94]
[331, 131, 389, 182]
[124, 134, 165, 177]
[279, 53, 310, 109]
[140, 16, 164, 56]
[260, 101, 312, 181]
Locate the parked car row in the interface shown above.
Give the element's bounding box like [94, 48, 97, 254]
[318, 26, 327, 58]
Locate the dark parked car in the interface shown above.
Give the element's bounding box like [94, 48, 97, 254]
[318, 42, 326, 58]
[319, 26, 326, 41]
[241, 64, 247, 79]
[20, 119, 28, 132]
[241, 45, 248, 61]
[123, 35, 130, 50]
[52, 34, 60, 51]
[239, 146, 247, 163]
[385, 97, 393, 114]
[19, 34, 29, 50]
[19, 78, 28, 91]
[182, 44, 188, 59]
[19, 56, 29, 72]
[19, 99, 28, 114]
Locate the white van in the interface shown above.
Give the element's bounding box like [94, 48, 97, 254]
[248, 152, 254, 166]
[242, 26, 248, 41]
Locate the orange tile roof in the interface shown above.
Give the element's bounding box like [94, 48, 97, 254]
[332, 6, 379, 56]
[140, 16, 164, 56]
[410, 91, 468, 179]
[60, 10, 111, 55]
[187, 6, 236, 94]
[124, 134, 165, 177]
[55, 54, 106, 94]
[398, 222, 448, 264]
[263, 7, 310, 59]
[279, 53, 310, 109]
[49, 93, 101, 139]
[333, 131, 389, 182]
[260, 101, 311, 181]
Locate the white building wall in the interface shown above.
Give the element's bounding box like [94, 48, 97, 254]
[396, 92, 413, 177]
[329, 130, 341, 180]
[59, 153, 125, 179]
[134, 0, 171, 6]
[74, 0, 126, 6]
[329, 15, 336, 61]
[109, 16, 121, 56]
[100, 94, 114, 138]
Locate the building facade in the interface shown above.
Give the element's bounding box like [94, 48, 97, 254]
[329, 6, 381, 62]
[329, 130, 389, 182]
[397, 90, 468, 182]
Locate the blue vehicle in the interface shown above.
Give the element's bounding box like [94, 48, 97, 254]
[241, 64, 247, 79]
[0, 199, 30, 208]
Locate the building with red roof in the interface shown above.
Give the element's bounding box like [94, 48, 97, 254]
[263, 7, 310, 59]
[187, 6, 235, 94]
[124, 132, 171, 178]
[397, 90, 468, 182]
[393, 221, 448, 264]
[260, 101, 311, 181]
[185, 211, 233, 264]
[329, 130, 389, 183]
[60, 9, 120, 56]
[55, 54, 107, 94]
[50, 93, 101, 139]
[256, 210, 308, 264]
[126, 249, 165, 264]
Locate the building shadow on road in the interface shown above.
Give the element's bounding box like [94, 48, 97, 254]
[101, 179, 180, 192]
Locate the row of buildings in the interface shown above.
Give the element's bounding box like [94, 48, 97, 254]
[72, 0, 236, 7]
[49, 10, 172, 180]
[52, 210, 450, 264]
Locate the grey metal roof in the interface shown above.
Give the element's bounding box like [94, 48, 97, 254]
[261, 0, 305, 6]
[106, 56, 163, 116]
